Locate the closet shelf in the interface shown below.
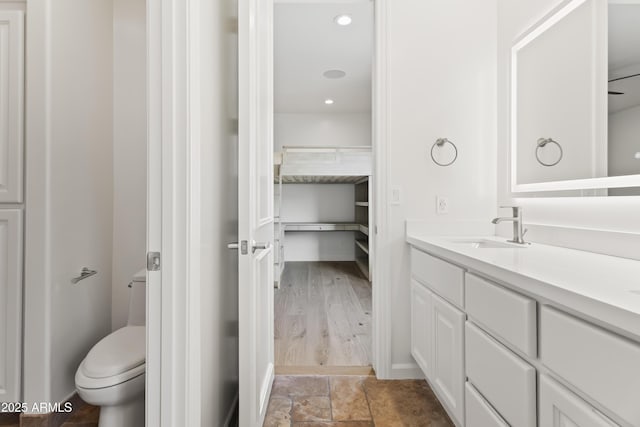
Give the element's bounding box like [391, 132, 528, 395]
[283, 222, 361, 232]
[274, 146, 372, 184]
[355, 239, 369, 254]
[359, 224, 369, 236]
[355, 202, 369, 207]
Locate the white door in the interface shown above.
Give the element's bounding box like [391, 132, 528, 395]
[431, 293, 465, 426]
[539, 375, 620, 427]
[238, 0, 275, 425]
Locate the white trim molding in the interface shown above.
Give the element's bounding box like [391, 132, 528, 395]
[147, 0, 204, 425]
[372, 0, 392, 380]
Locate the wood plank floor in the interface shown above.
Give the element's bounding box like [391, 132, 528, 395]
[275, 261, 372, 367]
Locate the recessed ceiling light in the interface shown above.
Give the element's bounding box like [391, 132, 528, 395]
[334, 15, 352, 26]
[323, 70, 346, 79]
[324, 99, 335, 105]
[635, 152, 640, 159]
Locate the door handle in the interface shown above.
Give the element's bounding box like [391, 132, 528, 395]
[252, 241, 272, 254]
[228, 241, 248, 255]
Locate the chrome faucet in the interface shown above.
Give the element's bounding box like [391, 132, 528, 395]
[492, 206, 527, 244]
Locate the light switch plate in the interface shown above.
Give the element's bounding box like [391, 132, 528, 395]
[391, 186, 402, 205]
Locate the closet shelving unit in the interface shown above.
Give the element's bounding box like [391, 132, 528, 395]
[354, 177, 370, 280]
[274, 146, 372, 286]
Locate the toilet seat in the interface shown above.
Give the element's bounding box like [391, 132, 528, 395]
[76, 326, 146, 390]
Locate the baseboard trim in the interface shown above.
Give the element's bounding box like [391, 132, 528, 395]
[388, 363, 425, 380]
[275, 365, 375, 376]
[222, 392, 239, 427]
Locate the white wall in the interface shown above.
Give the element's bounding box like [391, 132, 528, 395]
[24, 0, 114, 405]
[386, 0, 498, 376]
[112, 0, 147, 330]
[275, 113, 371, 151]
[276, 113, 370, 262]
[197, 0, 240, 423]
[281, 184, 356, 261]
[0, 2, 25, 12]
[497, 0, 640, 260]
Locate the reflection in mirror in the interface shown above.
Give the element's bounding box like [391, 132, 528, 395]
[512, 0, 605, 189]
[608, 1, 640, 195]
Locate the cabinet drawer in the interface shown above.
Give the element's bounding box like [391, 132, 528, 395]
[466, 322, 536, 427]
[465, 382, 508, 427]
[541, 306, 640, 426]
[465, 273, 537, 357]
[540, 374, 619, 427]
[411, 249, 464, 308]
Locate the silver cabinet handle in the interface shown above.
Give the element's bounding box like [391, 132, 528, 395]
[252, 241, 271, 254]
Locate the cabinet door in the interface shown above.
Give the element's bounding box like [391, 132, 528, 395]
[410, 279, 433, 379]
[0, 11, 24, 203]
[0, 210, 22, 402]
[431, 293, 465, 426]
[540, 375, 619, 427]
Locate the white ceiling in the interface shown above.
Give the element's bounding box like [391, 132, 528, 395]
[274, 1, 373, 114]
[608, 4, 640, 114]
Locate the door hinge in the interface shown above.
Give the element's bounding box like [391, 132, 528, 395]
[147, 252, 161, 271]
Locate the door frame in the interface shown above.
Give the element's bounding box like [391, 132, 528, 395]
[146, 0, 394, 422]
[147, 0, 204, 425]
[371, 0, 392, 379]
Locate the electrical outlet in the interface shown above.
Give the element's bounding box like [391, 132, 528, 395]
[436, 196, 449, 214]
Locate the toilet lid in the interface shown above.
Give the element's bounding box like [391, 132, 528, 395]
[81, 326, 145, 379]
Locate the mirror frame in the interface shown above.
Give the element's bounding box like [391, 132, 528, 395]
[510, 0, 640, 194]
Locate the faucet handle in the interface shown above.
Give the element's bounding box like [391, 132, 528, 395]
[499, 205, 522, 216]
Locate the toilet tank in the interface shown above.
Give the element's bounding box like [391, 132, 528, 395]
[127, 269, 147, 326]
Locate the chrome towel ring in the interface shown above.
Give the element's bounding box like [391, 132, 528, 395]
[431, 138, 458, 167]
[536, 138, 563, 167]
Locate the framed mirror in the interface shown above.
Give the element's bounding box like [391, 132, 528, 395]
[511, 0, 640, 194]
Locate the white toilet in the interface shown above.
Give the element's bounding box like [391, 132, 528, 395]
[75, 269, 146, 427]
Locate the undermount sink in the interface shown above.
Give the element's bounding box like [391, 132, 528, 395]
[447, 238, 528, 249]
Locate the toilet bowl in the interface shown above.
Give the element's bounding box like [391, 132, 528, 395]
[75, 270, 146, 427]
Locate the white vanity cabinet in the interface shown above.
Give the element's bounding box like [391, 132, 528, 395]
[410, 271, 465, 426]
[541, 306, 640, 426]
[540, 375, 619, 427]
[465, 382, 508, 427]
[409, 244, 636, 427]
[431, 293, 465, 423]
[410, 279, 433, 378]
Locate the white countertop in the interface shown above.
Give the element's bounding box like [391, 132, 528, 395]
[406, 232, 640, 341]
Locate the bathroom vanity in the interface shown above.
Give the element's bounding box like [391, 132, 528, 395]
[407, 230, 640, 427]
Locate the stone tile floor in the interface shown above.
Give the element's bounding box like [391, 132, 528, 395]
[0, 399, 98, 427]
[263, 375, 454, 427]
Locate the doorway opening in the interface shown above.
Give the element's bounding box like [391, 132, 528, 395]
[272, 0, 375, 374]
